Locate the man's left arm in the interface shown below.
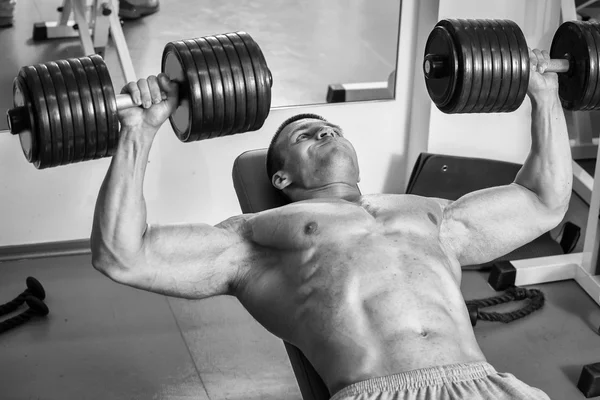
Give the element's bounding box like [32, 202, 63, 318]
[439, 49, 572, 266]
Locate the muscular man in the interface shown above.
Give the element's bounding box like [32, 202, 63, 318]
[91, 49, 570, 399]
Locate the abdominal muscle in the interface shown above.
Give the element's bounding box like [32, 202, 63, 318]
[236, 199, 487, 395]
[292, 236, 486, 393]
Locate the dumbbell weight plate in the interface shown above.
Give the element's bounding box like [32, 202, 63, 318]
[162, 41, 199, 142]
[551, 21, 592, 110]
[68, 58, 98, 161]
[226, 32, 258, 131]
[11, 76, 37, 163]
[481, 20, 503, 113]
[470, 20, 493, 113]
[56, 60, 86, 163]
[488, 20, 512, 112]
[216, 34, 247, 135]
[579, 22, 599, 110]
[237, 32, 271, 130]
[19, 67, 52, 168]
[447, 20, 473, 113]
[182, 39, 214, 141]
[196, 37, 225, 138]
[205, 36, 236, 137]
[507, 20, 530, 113]
[460, 20, 484, 113]
[90, 55, 119, 156]
[423, 21, 459, 112]
[80, 57, 108, 159]
[47, 61, 75, 165]
[499, 21, 522, 112]
[588, 23, 600, 110]
[34, 63, 64, 167]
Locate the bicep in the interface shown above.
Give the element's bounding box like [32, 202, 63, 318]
[439, 183, 561, 266]
[114, 215, 261, 299]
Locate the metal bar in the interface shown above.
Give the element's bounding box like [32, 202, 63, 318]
[58, 0, 72, 26]
[561, 0, 578, 22]
[71, 0, 95, 55]
[92, 0, 111, 53]
[572, 160, 593, 204]
[546, 58, 570, 73]
[115, 94, 135, 110]
[508, 253, 580, 287]
[577, 0, 600, 11]
[582, 124, 600, 275]
[108, 0, 137, 82]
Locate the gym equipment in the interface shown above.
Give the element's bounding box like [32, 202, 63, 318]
[465, 286, 545, 326]
[0, 277, 46, 317]
[33, 0, 137, 83]
[578, 362, 600, 398]
[423, 19, 600, 113]
[6, 32, 273, 169]
[0, 296, 49, 335]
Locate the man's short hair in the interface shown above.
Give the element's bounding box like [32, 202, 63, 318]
[265, 113, 328, 183]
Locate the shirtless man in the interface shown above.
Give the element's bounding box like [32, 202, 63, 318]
[90, 49, 569, 399]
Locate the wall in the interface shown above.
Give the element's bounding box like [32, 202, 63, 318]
[428, 0, 562, 163]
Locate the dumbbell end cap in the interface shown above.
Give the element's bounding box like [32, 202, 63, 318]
[26, 276, 46, 300]
[7, 106, 28, 135]
[25, 296, 49, 316]
[423, 54, 449, 79]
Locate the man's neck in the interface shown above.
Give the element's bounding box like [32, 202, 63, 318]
[291, 183, 362, 203]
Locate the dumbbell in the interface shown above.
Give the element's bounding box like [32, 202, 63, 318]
[423, 19, 600, 113]
[6, 32, 273, 169]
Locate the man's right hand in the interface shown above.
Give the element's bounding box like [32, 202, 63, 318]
[118, 73, 179, 131]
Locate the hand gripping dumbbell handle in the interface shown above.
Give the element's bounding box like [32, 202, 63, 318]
[114, 68, 274, 111]
[424, 55, 571, 79]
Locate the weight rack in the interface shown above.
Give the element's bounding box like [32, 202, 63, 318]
[32, 0, 136, 83]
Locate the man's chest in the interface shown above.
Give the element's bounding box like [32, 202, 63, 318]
[248, 194, 446, 251]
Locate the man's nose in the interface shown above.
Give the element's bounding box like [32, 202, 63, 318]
[317, 129, 334, 139]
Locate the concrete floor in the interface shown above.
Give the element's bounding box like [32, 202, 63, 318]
[3, 1, 600, 400]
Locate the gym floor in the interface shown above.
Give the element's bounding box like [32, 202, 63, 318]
[2, 1, 600, 400]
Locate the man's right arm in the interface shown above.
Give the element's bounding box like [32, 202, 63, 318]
[90, 75, 266, 299]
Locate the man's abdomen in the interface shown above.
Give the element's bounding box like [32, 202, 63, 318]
[291, 240, 486, 394]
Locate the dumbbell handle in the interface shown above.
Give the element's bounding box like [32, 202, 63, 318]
[424, 55, 571, 79]
[115, 93, 140, 110]
[542, 58, 570, 73]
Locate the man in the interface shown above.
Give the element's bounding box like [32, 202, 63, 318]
[91, 48, 569, 399]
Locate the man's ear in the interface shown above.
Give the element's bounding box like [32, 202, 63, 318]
[272, 170, 292, 190]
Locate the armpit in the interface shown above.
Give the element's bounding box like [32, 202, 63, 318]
[215, 214, 255, 240]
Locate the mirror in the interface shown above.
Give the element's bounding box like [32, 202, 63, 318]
[0, 0, 402, 131]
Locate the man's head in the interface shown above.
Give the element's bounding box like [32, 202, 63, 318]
[266, 113, 360, 202]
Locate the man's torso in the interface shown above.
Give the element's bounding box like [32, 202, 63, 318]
[234, 193, 486, 393]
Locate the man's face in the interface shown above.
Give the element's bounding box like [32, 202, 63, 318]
[272, 118, 360, 191]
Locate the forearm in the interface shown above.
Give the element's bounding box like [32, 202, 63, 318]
[91, 125, 156, 270]
[515, 92, 572, 212]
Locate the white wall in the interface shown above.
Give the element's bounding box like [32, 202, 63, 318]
[428, 0, 562, 163]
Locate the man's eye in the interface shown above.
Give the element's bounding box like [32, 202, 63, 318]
[297, 134, 306, 141]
